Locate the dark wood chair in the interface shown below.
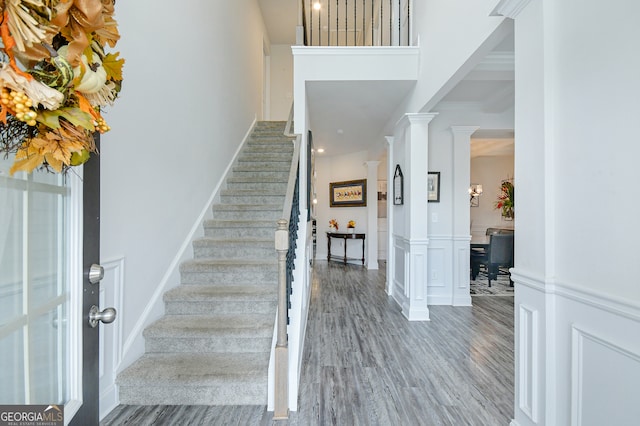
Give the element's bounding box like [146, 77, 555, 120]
[470, 233, 514, 287]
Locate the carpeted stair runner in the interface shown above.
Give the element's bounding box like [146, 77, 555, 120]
[117, 121, 294, 405]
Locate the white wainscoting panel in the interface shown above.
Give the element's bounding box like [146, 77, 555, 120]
[98, 256, 125, 421]
[518, 303, 538, 423]
[513, 269, 640, 426]
[553, 282, 640, 426]
[392, 236, 407, 308]
[571, 326, 640, 426]
[512, 270, 546, 426]
[426, 236, 453, 306]
[453, 236, 471, 306]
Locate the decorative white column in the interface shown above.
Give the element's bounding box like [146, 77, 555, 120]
[450, 126, 479, 306]
[385, 136, 394, 295]
[365, 161, 380, 270]
[389, 113, 437, 321]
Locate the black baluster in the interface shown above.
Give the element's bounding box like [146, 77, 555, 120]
[371, 0, 374, 46]
[407, 0, 410, 46]
[389, 0, 392, 46]
[362, 0, 365, 46]
[336, 0, 339, 46]
[310, 0, 313, 46]
[318, 1, 321, 45]
[328, 0, 331, 46]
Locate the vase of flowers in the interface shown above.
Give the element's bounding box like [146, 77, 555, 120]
[347, 220, 355, 234]
[495, 180, 515, 220]
[329, 219, 338, 232]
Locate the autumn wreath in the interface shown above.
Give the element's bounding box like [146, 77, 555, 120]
[0, 0, 124, 175]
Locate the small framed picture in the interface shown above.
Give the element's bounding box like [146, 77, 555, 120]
[329, 179, 367, 207]
[428, 172, 440, 203]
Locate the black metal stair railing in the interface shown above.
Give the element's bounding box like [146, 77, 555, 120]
[304, 0, 411, 47]
[286, 166, 300, 323]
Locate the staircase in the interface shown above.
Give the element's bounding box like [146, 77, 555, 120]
[117, 121, 294, 405]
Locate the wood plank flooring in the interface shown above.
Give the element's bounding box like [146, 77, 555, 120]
[101, 261, 513, 426]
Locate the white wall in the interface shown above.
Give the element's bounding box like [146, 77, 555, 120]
[399, 0, 510, 115]
[470, 154, 514, 236]
[99, 0, 269, 401]
[269, 45, 294, 120]
[508, 0, 640, 424]
[315, 150, 370, 263]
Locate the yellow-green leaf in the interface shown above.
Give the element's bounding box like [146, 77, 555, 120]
[102, 52, 125, 81]
[38, 108, 94, 131]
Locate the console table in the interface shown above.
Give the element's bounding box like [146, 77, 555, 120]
[326, 232, 365, 265]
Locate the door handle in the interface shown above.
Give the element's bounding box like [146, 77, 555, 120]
[88, 305, 117, 328]
[88, 264, 104, 284]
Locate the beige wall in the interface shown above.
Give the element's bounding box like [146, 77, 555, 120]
[470, 154, 514, 236]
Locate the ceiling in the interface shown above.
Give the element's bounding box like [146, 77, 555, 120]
[258, 1, 515, 158]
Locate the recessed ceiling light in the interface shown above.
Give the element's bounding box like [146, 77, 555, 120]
[317, 148, 325, 153]
[313, 2, 321, 10]
[337, 129, 344, 134]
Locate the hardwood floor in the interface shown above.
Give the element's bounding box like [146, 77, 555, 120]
[101, 261, 514, 426]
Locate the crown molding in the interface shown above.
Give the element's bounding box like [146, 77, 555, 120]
[490, 0, 534, 19]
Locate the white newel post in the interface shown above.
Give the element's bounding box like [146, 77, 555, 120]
[450, 126, 478, 306]
[402, 113, 437, 321]
[365, 161, 380, 270]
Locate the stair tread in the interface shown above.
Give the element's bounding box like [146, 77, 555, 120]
[145, 314, 274, 337]
[193, 237, 273, 244]
[182, 258, 277, 266]
[212, 204, 281, 210]
[165, 285, 276, 301]
[118, 353, 269, 386]
[204, 219, 277, 226]
[220, 189, 286, 196]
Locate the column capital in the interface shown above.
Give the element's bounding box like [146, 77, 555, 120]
[364, 161, 380, 168]
[396, 112, 438, 128]
[385, 136, 394, 146]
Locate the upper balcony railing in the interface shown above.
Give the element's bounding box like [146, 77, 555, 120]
[303, 0, 411, 47]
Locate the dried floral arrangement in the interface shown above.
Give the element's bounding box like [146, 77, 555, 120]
[329, 219, 338, 230]
[347, 220, 355, 228]
[0, 0, 124, 175]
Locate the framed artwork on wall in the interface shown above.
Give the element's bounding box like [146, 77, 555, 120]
[428, 171, 440, 203]
[393, 165, 404, 205]
[329, 179, 367, 207]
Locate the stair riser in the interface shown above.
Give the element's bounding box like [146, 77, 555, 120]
[230, 171, 289, 180]
[144, 336, 272, 354]
[239, 154, 292, 162]
[193, 245, 274, 259]
[180, 270, 277, 285]
[244, 145, 293, 153]
[211, 209, 280, 220]
[232, 162, 291, 176]
[203, 227, 274, 239]
[118, 384, 267, 406]
[220, 195, 285, 205]
[226, 182, 288, 191]
[165, 300, 276, 315]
